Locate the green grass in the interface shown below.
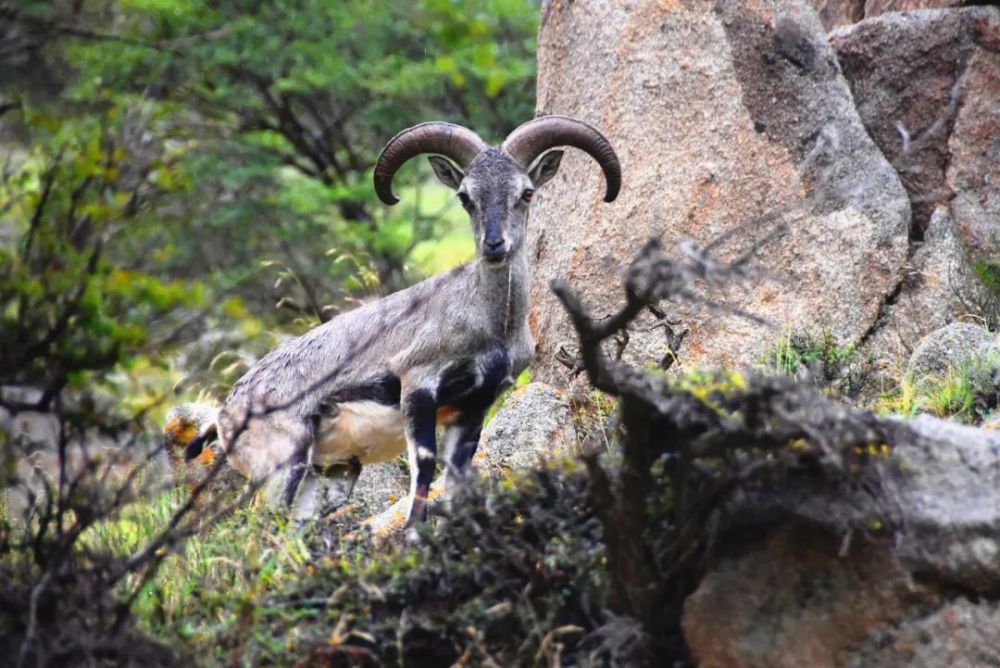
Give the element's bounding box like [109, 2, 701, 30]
[761, 327, 857, 379]
[973, 260, 1000, 296]
[82, 485, 316, 656]
[873, 350, 1000, 423]
[760, 325, 1000, 423]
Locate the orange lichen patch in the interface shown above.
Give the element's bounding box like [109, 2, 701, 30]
[327, 504, 355, 521]
[759, 288, 779, 306]
[685, 335, 706, 361]
[372, 507, 407, 537]
[680, 190, 720, 238]
[508, 384, 531, 404]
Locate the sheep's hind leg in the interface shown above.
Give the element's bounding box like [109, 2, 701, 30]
[288, 457, 361, 522]
[246, 423, 357, 522]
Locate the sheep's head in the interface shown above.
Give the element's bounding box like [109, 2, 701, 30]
[374, 116, 620, 268]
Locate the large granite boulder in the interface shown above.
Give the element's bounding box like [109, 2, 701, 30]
[831, 6, 1000, 258]
[528, 0, 910, 386]
[683, 414, 1000, 666]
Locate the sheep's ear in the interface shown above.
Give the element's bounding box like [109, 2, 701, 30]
[528, 150, 563, 188]
[428, 156, 465, 190]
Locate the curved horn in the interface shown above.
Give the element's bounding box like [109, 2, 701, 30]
[502, 115, 621, 202]
[374, 122, 488, 205]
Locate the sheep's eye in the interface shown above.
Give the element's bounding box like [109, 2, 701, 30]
[457, 192, 473, 209]
[522, 189, 534, 203]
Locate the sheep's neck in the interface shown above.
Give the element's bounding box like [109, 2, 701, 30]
[476, 248, 529, 339]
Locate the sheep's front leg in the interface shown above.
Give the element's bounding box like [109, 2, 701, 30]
[443, 409, 486, 488]
[402, 388, 438, 525]
[247, 423, 358, 522]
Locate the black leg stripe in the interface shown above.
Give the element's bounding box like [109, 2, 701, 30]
[282, 464, 307, 508]
[404, 389, 437, 450]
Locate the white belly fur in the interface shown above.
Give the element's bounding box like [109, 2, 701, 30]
[313, 400, 406, 466]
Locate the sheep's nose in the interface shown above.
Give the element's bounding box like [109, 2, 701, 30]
[483, 237, 507, 264]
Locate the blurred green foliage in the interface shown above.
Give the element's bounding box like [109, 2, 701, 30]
[973, 260, 1000, 295]
[1, 0, 537, 403]
[0, 104, 201, 397]
[28, 0, 534, 297]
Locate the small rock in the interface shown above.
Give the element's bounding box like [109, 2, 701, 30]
[906, 322, 995, 379]
[349, 461, 406, 517]
[361, 478, 447, 539]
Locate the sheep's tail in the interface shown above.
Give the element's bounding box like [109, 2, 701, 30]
[163, 402, 220, 464]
